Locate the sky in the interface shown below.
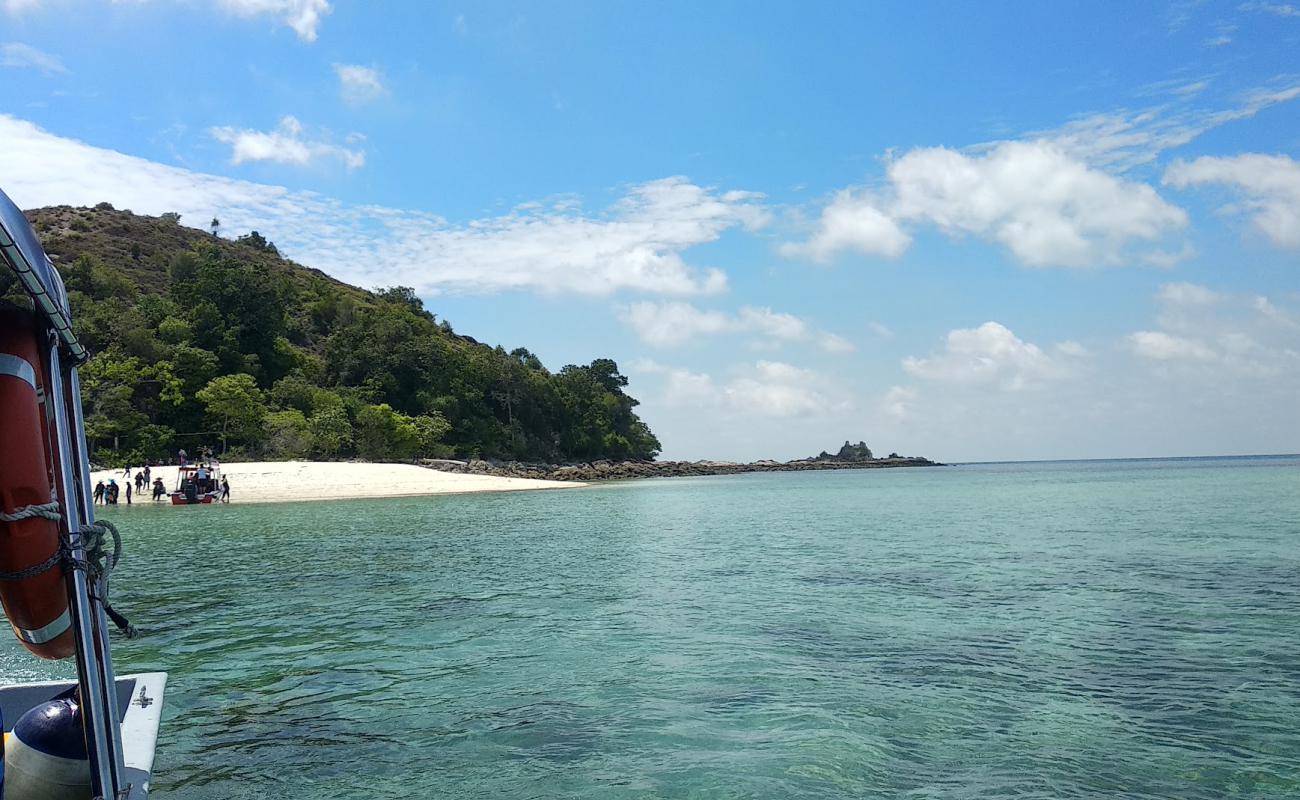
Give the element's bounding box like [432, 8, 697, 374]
[1, 0, 1298, 462]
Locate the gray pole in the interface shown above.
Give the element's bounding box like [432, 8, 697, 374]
[67, 366, 129, 790]
[45, 339, 120, 798]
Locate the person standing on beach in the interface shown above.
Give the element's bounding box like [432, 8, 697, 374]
[106, 480, 119, 505]
[152, 477, 166, 501]
[93, 480, 105, 505]
[143, 464, 151, 485]
[220, 476, 230, 503]
[125, 480, 132, 505]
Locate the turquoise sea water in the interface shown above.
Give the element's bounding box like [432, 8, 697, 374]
[4, 457, 1299, 798]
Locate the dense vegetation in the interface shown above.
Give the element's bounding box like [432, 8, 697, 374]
[3, 205, 660, 467]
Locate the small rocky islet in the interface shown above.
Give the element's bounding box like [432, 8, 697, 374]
[421, 440, 940, 482]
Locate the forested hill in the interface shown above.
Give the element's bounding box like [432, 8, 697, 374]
[5, 205, 661, 467]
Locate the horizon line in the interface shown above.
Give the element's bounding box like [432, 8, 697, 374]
[950, 453, 1300, 466]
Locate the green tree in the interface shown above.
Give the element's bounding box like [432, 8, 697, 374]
[308, 405, 353, 458]
[355, 403, 421, 460]
[263, 410, 313, 460]
[196, 373, 267, 453]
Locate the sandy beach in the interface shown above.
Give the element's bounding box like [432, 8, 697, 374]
[89, 461, 580, 504]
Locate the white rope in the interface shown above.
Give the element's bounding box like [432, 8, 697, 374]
[0, 500, 62, 523]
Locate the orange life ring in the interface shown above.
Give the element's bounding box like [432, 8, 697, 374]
[0, 310, 74, 660]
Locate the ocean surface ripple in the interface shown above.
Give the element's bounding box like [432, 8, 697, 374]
[5, 457, 1298, 798]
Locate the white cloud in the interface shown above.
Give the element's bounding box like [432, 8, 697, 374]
[1128, 331, 1217, 361]
[627, 359, 720, 407]
[210, 115, 365, 170]
[0, 0, 42, 12]
[779, 191, 909, 261]
[213, 0, 331, 42]
[0, 42, 67, 74]
[1040, 83, 1300, 171]
[818, 332, 856, 353]
[725, 361, 827, 417]
[779, 85, 1300, 271]
[620, 301, 853, 352]
[631, 359, 840, 418]
[1158, 281, 1222, 306]
[790, 141, 1187, 268]
[1128, 283, 1300, 374]
[620, 302, 732, 346]
[902, 321, 1070, 389]
[1163, 153, 1300, 249]
[1253, 295, 1300, 329]
[865, 288, 1300, 462]
[881, 385, 917, 422]
[869, 321, 895, 339]
[333, 63, 385, 103]
[1239, 1, 1300, 16]
[0, 114, 762, 297]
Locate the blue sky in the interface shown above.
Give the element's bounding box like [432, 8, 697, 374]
[2, 0, 1298, 461]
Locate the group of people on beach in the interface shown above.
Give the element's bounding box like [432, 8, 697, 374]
[93, 464, 165, 505]
[92, 449, 232, 504]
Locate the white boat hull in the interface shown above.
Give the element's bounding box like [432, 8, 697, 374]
[1, 672, 167, 799]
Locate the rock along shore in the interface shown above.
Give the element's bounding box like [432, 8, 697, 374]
[417, 456, 942, 482]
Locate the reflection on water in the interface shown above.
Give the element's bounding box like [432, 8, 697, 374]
[4, 457, 1297, 798]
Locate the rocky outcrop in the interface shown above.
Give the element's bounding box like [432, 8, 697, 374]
[417, 455, 941, 482]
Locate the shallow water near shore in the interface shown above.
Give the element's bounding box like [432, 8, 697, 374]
[5, 456, 1300, 798]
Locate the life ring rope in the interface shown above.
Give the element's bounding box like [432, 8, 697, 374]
[0, 505, 123, 590]
[0, 505, 136, 636]
[0, 501, 62, 523]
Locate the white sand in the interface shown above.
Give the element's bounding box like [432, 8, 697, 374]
[89, 461, 579, 504]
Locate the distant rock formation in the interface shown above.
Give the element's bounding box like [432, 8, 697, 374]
[813, 440, 875, 462]
[419, 452, 941, 482]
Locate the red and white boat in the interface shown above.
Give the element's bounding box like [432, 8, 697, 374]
[169, 463, 223, 505]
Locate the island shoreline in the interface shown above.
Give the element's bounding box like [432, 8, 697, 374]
[418, 456, 943, 482]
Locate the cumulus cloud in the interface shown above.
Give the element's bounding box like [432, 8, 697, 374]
[620, 301, 854, 352]
[790, 141, 1187, 268]
[786, 82, 1300, 271]
[0, 114, 763, 297]
[779, 191, 909, 261]
[632, 359, 840, 418]
[334, 63, 386, 103]
[210, 115, 365, 170]
[214, 0, 331, 42]
[868, 286, 1300, 462]
[902, 321, 1073, 389]
[0, 42, 67, 74]
[1163, 153, 1300, 248]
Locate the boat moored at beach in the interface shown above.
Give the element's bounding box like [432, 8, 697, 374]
[1, 184, 166, 798]
[170, 462, 224, 505]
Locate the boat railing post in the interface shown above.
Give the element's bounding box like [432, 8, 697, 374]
[67, 366, 129, 792]
[45, 338, 121, 798]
